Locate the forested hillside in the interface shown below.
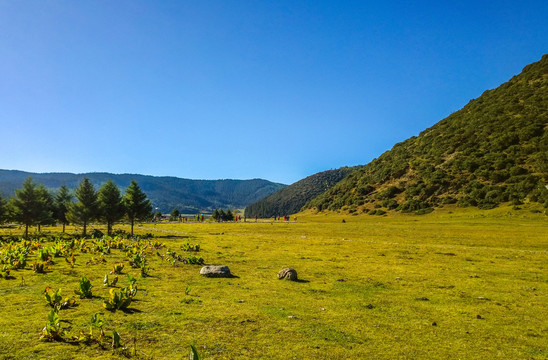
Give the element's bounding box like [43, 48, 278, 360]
[244, 167, 359, 218]
[0, 170, 285, 213]
[305, 54, 548, 214]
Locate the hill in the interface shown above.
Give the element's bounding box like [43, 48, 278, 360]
[0, 170, 286, 214]
[244, 167, 359, 218]
[305, 54, 548, 214]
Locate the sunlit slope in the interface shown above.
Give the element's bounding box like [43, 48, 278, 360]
[305, 54, 548, 214]
[245, 167, 359, 218]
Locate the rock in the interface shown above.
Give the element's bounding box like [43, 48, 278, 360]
[277, 268, 298, 281]
[200, 265, 232, 278]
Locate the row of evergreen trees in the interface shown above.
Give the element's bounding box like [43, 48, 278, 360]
[0, 177, 152, 238]
[211, 208, 234, 221]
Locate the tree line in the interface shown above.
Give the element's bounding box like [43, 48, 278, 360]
[0, 177, 152, 238]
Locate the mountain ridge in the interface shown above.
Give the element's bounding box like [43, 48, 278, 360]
[244, 166, 360, 218]
[0, 169, 286, 214]
[303, 54, 548, 214]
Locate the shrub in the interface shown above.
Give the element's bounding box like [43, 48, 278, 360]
[103, 289, 132, 312]
[110, 263, 124, 274]
[39, 310, 65, 342]
[75, 275, 93, 299]
[416, 208, 434, 215]
[382, 199, 399, 210]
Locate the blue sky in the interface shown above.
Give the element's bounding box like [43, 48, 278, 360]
[1, 1, 547, 184]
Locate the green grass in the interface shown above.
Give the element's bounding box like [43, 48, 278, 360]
[0, 205, 547, 359]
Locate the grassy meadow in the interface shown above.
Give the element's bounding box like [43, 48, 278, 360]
[0, 205, 547, 359]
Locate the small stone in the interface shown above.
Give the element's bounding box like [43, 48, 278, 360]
[238, 299, 244, 303]
[288, 315, 297, 319]
[200, 265, 232, 278]
[395, 277, 402, 280]
[277, 268, 298, 281]
[320, 308, 326, 311]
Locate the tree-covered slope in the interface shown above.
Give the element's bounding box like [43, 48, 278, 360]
[244, 167, 359, 218]
[0, 170, 286, 214]
[305, 54, 548, 214]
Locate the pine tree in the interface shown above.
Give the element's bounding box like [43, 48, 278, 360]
[225, 209, 234, 221]
[123, 180, 152, 236]
[68, 178, 98, 237]
[98, 180, 125, 235]
[211, 209, 220, 221]
[170, 208, 181, 221]
[9, 177, 42, 238]
[54, 185, 73, 233]
[36, 184, 55, 232]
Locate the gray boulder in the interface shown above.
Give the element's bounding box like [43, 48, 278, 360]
[277, 268, 298, 281]
[200, 265, 232, 278]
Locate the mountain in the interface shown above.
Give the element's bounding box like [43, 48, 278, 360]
[0, 170, 286, 214]
[304, 54, 548, 214]
[244, 167, 359, 218]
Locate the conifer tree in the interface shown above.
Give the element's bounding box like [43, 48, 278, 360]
[98, 180, 125, 235]
[68, 178, 98, 236]
[54, 185, 73, 233]
[9, 177, 42, 238]
[123, 180, 152, 236]
[170, 208, 180, 221]
[36, 184, 55, 232]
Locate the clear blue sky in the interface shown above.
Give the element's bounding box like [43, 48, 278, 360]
[1, 1, 547, 184]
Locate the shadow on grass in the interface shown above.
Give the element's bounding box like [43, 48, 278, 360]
[155, 235, 194, 239]
[202, 274, 240, 279]
[123, 307, 142, 314]
[278, 278, 310, 283]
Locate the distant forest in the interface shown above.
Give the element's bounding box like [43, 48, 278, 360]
[0, 170, 286, 213]
[244, 167, 359, 218]
[0, 177, 152, 237]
